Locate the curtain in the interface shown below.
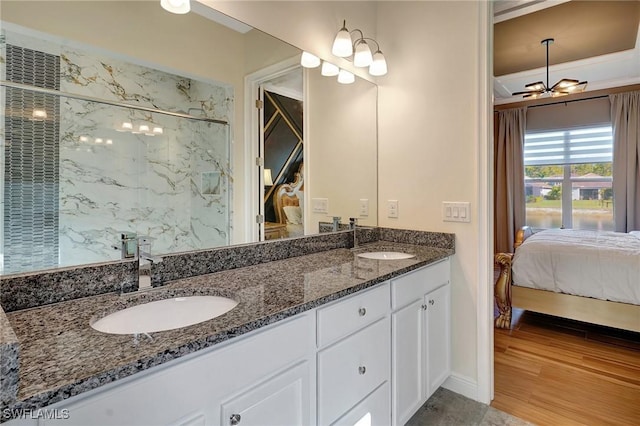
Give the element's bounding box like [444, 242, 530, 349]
[494, 108, 526, 253]
[610, 91, 640, 232]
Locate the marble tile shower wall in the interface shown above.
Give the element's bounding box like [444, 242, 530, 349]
[1, 30, 233, 273]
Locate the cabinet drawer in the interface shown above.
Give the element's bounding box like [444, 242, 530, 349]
[331, 381, 390, 426]
[317, 282, 390, 347]
[391, 258, 449, 309]
[317, 317, 391, 425]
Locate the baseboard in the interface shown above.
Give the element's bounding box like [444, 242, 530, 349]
[442, 373, 478, 401]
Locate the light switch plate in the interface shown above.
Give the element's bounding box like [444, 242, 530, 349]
[443, 201, 470, 222]
[359, 199, 369, 216]
[312, 198, 329, 214]
[387, 200, 398, 218]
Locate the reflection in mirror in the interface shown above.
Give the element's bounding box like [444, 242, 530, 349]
[0, 0, 377, 275]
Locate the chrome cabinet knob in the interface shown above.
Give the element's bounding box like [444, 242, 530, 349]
[230, 414, 241, 425]
[358, 365, 367, 375]
[358, 307, 367, 316]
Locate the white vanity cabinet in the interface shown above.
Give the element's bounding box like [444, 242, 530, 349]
[316, 282, 391, 426]
[27, 314, 315, 426]
[4, 258, 452, 426]
[391, 258, 451, 426]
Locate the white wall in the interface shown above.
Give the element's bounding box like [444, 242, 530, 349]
[375, 1, 490, 400]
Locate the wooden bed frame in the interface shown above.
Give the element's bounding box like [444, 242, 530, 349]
[494, 226, 640, 333]
[273, 165, 303, 227]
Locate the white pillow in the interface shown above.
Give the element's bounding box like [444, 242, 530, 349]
[283, 205, 303, 225]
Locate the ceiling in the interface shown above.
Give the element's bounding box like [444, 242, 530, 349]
[493, 0, 640, 105]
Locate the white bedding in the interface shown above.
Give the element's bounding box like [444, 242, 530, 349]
[512, 229, 640, 305]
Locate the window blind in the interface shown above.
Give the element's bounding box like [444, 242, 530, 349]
[524, 126, 613, 166]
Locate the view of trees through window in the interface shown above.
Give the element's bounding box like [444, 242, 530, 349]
[524, 126, 614, 231]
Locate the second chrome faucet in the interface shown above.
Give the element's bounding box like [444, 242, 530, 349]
[137, 236, 163, 291]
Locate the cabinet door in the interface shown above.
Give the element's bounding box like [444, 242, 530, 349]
[425, 284, 451, 398]
[331, 381, 390, 426]
[220, 361, 310, 426]
[391, 299, 424, 426]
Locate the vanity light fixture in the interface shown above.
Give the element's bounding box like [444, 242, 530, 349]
[369, 48, 388, 77]
[337, 69, 355, 85]
[331, 20, 388, 76]
[300, 51, 321, 68]
[353, 39, 373, 67]
[138, 124, 150, 133]
[321, 61, 340, 77]
[332, 21, 353, 57]
[160, 0, 190, 14]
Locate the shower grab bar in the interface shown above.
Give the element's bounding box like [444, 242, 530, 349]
[0, 80, 229, 125]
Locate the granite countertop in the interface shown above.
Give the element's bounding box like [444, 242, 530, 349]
[4, 241, 452, 414]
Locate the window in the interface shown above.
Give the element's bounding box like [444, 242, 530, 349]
[524, 125, 614, 231]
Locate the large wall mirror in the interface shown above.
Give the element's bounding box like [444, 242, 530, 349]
[0, 1, 378, 275]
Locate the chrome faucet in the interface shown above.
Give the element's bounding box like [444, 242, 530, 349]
[332, 216, 342, 232]
[137, 236, 163, 291]
[349, 217, 358, 248]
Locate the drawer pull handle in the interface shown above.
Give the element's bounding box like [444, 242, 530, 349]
[359, 365, 367, 375]
[358, 307, 367, 316]
[230, 414, 242, 425]
[429, 299, 435, 305]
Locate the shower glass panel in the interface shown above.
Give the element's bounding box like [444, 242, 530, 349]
[1, 85, 231, 275]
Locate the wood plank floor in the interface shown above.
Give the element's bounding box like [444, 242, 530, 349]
[492, 308, 640, 426]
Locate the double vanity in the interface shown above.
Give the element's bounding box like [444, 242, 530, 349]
[0, 229, 454, 425]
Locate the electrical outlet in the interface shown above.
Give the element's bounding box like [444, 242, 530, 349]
[387, 200, 399, 218]
[359, 199, 369, 216]
[312, 198, 329, 214]
[443, 202, 470, 222]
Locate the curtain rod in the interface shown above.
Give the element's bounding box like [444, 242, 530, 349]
[0, 80, 229, 125]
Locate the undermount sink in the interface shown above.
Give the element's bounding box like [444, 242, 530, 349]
[91, 296, 238, 335]
[357, 251, 416, 260]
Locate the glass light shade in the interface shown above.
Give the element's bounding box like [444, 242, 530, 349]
[353, 40, 373, 67]
[300, 51, 321, 68]
[337, 69, 355, 84]
[139, 124, 150, 133]
[95, 138, 103, 144]
[332, 28, 353, 57]
[369, 51, 388, 76]
[120, 122, 133, 131]
[160, 0, 190, 14]
[152, 126, 164, 134]
[321, 61, 339, 77]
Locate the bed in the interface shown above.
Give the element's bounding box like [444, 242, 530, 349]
[495, 227, 640, 332]
[272, 164, 304, 238]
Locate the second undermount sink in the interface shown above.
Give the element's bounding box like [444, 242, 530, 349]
[91, 296, 238, 335]
[357, 251, 416, 260]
